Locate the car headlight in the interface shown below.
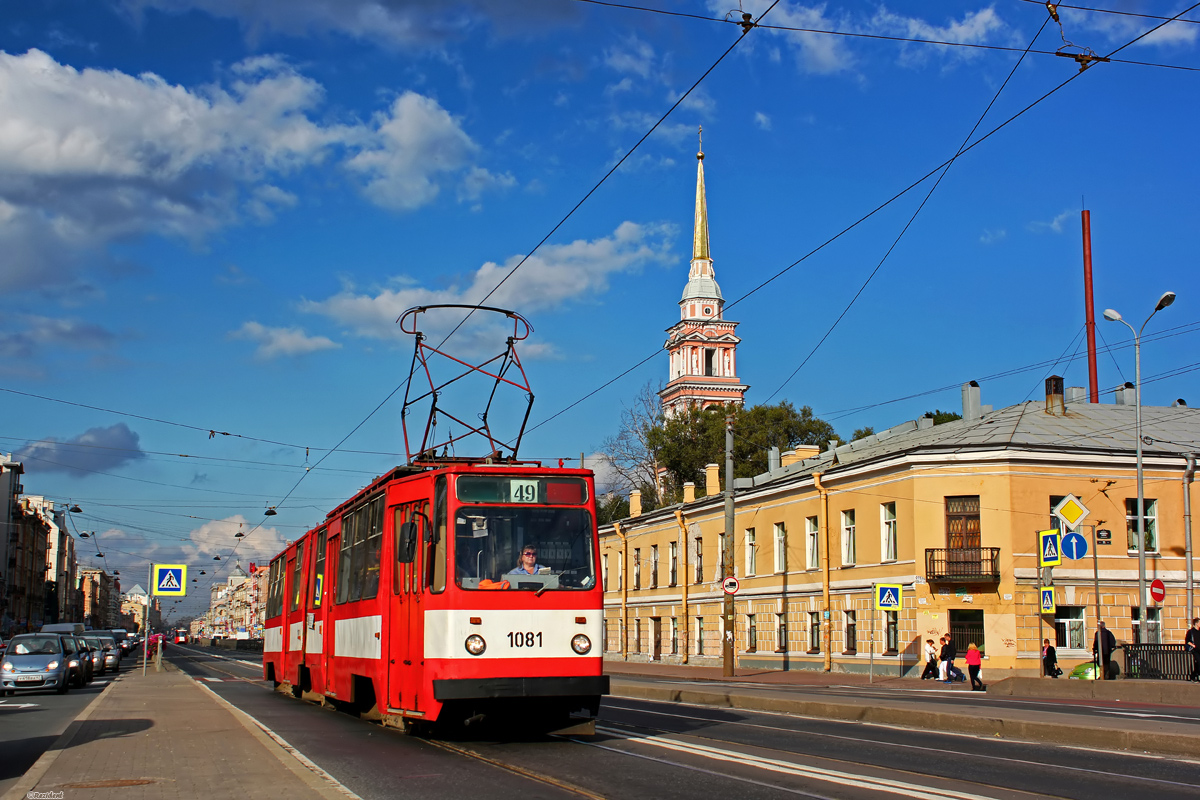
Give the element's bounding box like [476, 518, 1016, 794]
[1, 661, 12, 671]
[571, 634, 592, 655]
[46, 661, 59, 670]
[464, 634, 486, 656]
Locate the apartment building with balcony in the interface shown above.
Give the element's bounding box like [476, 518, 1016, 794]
[599, 379, 1199, 676]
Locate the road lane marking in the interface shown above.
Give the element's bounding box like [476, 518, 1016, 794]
[603, 699, 1200, 786]
[591, 725, 1002, 800]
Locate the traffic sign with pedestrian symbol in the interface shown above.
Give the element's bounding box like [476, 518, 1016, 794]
[1038, 530, 1061, 567]
[1040, 588, 1056, 614]
[153, 564, 187, 596]
[1061, 531, 1088, 560]
[874, 584, 903, 611]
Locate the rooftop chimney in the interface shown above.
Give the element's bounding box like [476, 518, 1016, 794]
[630, 489, 642, 518]
[962, 381, 982, 421]
[1045, 375, 1065, 415]
[1065, 386, 1087, 405]
[1172, 398, 1188, 408]
[683, 482, 696, 503]
[917, 413, 934, 430]
[705, 463, 720, 497]
[782, 445, 821, 465]
[768, 446, 781, 473]
[1115, 381, 1136, 406]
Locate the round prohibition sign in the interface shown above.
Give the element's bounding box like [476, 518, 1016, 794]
[1150, 579, 1166, 603]
[722, 576, 740, 595]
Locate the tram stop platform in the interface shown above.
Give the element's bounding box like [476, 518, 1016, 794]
[605, 658, 1200, 758]
[2, 661, 345, 800]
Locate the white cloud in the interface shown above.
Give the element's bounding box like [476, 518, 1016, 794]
[1028, 210, 1074, 234]
[604, 37, 656, 79]
[0, 314, 117, 359]
[302, 221, 675, 351]
[980, 228, 1006, 245]
[1059, 7, 1198, 50]
[230, 321, 341, 359]
[0, 50, 506, 291]
[754, 111, 772, 130]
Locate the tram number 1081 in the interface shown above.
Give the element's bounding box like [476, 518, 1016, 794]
[507, 631, 543, 648]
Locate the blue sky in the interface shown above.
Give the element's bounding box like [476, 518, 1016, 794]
[2, 1, 1197, 620]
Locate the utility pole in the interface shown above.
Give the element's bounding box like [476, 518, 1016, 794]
[723, 410, 735, 678]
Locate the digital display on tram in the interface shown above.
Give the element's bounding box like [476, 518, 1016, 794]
[456, 476, 588, 505]
[453, 505, 596, 591]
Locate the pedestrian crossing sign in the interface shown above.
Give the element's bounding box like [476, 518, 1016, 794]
[153, 564, 187, 596]
[1038, 530, 1061, 567]
[1041, 588, 1056, 614]
[874, 583, 903, 611]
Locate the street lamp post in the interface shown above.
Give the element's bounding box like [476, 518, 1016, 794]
[1103, 291, 1175, 642]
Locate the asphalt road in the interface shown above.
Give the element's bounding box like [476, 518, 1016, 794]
[165, 645, 1200, 799]
[0, 656, 131, 796]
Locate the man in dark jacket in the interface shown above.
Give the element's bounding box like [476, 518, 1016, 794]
[943, 631, 963, 683]
[1186, 618, 1200, 682]
[1094, 620, 1117, 679]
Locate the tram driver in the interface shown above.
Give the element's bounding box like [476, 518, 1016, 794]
[508, 546, 548, 575]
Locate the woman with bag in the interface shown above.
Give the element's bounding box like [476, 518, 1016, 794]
[1042, 638, 1060, 677]
[966, 643, 984, 691]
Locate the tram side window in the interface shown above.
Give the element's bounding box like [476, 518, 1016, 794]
[290, 542, 305, 612]
[347, 507, 367, 602]
[267, 557, 285, 619]
[337, 517, 354, 604]
[429, 476, 447, 593]
[312, 531, 326, 607]
[362, 497, 384, 600]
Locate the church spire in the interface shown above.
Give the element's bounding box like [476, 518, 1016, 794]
[692, 126, 710, 264]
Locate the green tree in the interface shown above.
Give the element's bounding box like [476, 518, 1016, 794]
[926, 409, 962, 425]
[851, 426, 876, 441]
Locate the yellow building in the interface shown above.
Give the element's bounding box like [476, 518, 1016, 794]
[600, 380, 1198, 677]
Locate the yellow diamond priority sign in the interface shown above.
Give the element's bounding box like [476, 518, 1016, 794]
[1053, 494, 1089, 531]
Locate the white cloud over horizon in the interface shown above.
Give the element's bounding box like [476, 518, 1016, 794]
[17, 422, 146, 476]
[229, 321, 342, 360]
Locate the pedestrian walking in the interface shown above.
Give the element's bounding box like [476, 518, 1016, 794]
[943, 631, 965, 683]
[938, 636, 950, 681]
[921, 639, 939, 680]
[1186, 618, 1200, 683]
[966, 643, 984, 691]
[1093, 620, 1116, 679]
[1042, 638, 1060, 678]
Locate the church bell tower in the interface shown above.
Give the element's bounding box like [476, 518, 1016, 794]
[658, 131, 748, 417]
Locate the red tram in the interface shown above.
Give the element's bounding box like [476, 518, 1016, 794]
[262, 463, 607, 732]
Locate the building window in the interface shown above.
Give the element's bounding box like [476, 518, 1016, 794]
[1055, 606, 1086, 649]
[602, 618, 609, 652]
[950, 609, 984, 653]
[776, 613, 787, 653]
[747, 614, 757, 652]
[808, 612, 821, 653]
[884, 610, 899, 653]
[704, 348, 716, 377]
[650, 545, 659, 589]
[633, 618, 641, 653]
[603, 554, 609, 592]
[806, 516, 819, 570]
[669, 542, 678, 586]
[671, 617, 678, 654]
[718, 532, 727, 579]
[633, 548, 641, 590]
[881, 502, 897, 562]
[696, 617, 705, 655]
[745, 528, 757, 576]
[946, 496, 981, 549]
[1125, 498, 1158, 552]
[774, 522, 786, 573]
[844, 610, 857, 653]
[1132, 606, 1162, 644]
[841, 510, 856, 566]
[694, 537, 704, 584]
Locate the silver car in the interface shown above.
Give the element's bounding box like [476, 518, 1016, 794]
[0, 634, 73, 695]
[82, 635, 108, 676]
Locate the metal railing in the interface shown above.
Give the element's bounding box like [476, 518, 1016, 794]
[1120, 644, 1194, 681]
[924, 548, 1001, 582]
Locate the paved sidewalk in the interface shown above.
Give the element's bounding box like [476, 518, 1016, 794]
[3, 662, 347, 800]
[605, 658, 1200, 757]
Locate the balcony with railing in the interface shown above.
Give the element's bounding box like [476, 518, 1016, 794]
[924, 548, 1001, 583]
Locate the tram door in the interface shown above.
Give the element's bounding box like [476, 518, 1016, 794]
[388, 502, 427, 713]
[304, 528, 328, 694]
[284, 543, 306, 684]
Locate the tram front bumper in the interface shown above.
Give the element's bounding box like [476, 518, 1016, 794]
[432, 675, 609, 701]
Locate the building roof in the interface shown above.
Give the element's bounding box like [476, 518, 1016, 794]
[740, 400, 1200, 491]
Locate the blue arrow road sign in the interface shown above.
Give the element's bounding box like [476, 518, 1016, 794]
[1061, 531, 1088, 560]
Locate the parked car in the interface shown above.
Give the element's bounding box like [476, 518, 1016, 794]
[1068, 660, 1121, 680]
[92, 633, 121, 672]
[0, 634, 73, 695]
[65, 636, 95, 686]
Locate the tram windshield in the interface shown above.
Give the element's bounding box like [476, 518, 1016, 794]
[453, 505, 596, 591]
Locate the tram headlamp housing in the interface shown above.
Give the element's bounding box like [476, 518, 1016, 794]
[571, 634, 592, 655]
[464, 634, 487, 656]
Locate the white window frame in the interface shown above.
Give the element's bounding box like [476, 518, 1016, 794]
[1125, 498, 1159, 553]
[717, 532, 727, 580]
[669, 541, 678, 586]
[841, 509, 856, 566]
[745, 528, 756, 576]
[774, 522, 786, 573]
[881, 502, 897, 562]
[776, 612, 787, 653]
[806, 516, 819, 571]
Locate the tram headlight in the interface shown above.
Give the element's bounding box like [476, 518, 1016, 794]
[571, 634, 591, 655]
[464, 634, 487, 656]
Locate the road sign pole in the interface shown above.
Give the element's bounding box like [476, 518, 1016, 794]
[1088, 526, 1104, 680]
[143, 562, 152, 676]
[869, 605, 875, 684]
[1036, 530, 1045, 677]
[723, 412, 735, 678]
